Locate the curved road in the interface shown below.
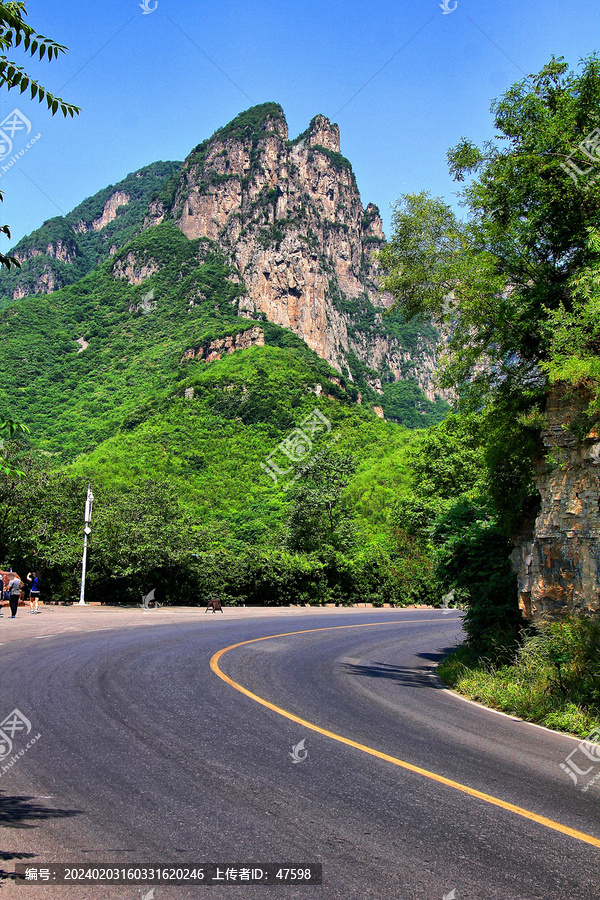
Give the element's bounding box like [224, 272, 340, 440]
[0, 608, 598, 899]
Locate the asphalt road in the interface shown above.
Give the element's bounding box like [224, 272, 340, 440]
[0, 608, 598, 900]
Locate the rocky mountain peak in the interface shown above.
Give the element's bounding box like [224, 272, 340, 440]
[214, 101, 288, 142]
[305, 114, 340, 152]
[0, 105, 447, 417]
[139, 103, 446, 404]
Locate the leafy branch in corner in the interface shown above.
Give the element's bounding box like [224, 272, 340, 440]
[0, 1, 81, 270]
[0, 2, 80, 116]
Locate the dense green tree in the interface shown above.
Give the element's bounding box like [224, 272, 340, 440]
[380, 55, 600, 649]
[390, 414, 523, 649]
[379, 56, 600, 531]
[0, 462, 203, 604]
[286, 451, 357, 554]
[432, 501, 521, 659]
[542, 226, 600, 411]
[392, 413, 485, 539]
[0, 417, 27, 474]
[379, 55, 600, 404]
[84, 480, 200, 604]
[0, 454, 86, 595]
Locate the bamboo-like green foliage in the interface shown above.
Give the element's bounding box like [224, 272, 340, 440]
[0, 2, 80, 271]
[0, 1, 80, 116]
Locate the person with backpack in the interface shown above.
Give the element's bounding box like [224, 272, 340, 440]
[8, 574, 22, 619]
[27, 572, 41, 614]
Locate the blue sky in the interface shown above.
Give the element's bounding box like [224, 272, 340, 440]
[1, 0, 599, 246]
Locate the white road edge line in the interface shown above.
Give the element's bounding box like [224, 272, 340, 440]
[429, 664, 584, 745]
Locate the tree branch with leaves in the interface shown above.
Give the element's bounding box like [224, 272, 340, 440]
[0, 1, 80, 270]
[379, 55, 600, 407]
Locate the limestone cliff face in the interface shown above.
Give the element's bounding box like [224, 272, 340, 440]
[73, 190, 131, 234]
[182, 326, 265, 363]
[19, 239, 76, 264]
[12, 270, 59, 299]
[0, 107, 444, 414]
[10, 236, 79, 299]
[513, 385, 600, 619]
[147, 104, 443, 399]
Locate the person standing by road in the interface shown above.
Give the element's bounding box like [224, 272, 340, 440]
[8, 574, 22, 619]
[27, 571, 41, 614]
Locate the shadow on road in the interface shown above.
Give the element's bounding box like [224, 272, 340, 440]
[417, 650, 453, 662]
[0, 791, 80, 829]
[341, 648, 455, 688]
[0, 792, 80, 884]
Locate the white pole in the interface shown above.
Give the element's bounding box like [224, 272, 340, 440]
[78, 485, 94, 606]
[79, 531, 89, 606]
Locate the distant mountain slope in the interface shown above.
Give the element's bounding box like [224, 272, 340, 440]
[0, 103, 450, 430]
[0, 160, 181, 308]
[0, 222, 353, 459]
[0, 218, 420, 548]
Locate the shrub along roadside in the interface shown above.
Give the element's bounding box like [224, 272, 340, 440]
[438, 616, 600, 738]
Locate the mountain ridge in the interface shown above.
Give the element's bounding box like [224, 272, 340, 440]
[0, 160, 182, 306]
[0, 103, 449, 423]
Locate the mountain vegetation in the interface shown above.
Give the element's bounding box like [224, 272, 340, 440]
[382, 54, 600, 733]
[0, 161, 181, 306]
[0, 215, 421, 608]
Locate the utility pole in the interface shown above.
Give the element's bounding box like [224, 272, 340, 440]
[78, 484, 94, 606]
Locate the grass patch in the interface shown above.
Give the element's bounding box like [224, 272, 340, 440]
[438, 616, 600, 739]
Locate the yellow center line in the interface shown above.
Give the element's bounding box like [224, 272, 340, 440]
[210, 620, 600, 851]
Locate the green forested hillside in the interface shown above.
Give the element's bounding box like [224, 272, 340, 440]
[0, 221, 408, 466]
[0, 103, 452, 612]
[0, 222, 246, 455]
[0, 220, 418, 606]
[0, 161, 181, 308]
